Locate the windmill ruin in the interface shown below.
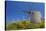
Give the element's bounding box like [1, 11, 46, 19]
[24, 10, 41, 23]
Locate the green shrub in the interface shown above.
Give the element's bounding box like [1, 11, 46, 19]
[6, 20, 45, 30]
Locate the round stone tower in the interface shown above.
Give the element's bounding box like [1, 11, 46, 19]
[31, 11, 41, 23]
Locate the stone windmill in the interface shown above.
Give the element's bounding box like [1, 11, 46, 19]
[24, 10, 41, 23]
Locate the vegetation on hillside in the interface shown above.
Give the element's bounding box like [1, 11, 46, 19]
[6, 20, 45, 30]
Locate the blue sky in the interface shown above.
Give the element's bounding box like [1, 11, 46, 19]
[6, 1, 44, 22]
